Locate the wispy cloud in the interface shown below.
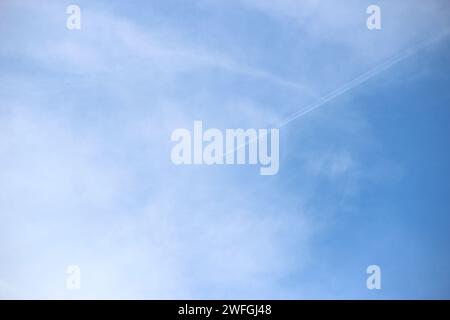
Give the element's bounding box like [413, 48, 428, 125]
[1, 0, 449, 299]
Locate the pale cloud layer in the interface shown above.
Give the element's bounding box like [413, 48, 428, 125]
[1, 0, 449, 298]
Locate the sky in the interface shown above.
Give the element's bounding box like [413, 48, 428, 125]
[0, 0, 450, 299]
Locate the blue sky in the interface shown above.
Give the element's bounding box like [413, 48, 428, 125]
[0, 0, 450, 299]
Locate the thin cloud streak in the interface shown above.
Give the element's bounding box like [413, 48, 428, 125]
[276, 31, 450, 128]
[223, 31, 450, 161]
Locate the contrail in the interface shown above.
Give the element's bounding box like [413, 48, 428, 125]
[276, 31, 450, 128]
[223, 31, 449, 160]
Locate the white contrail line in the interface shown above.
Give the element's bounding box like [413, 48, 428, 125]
[276, 31, 450, 129]
[222, 31, 449, 160]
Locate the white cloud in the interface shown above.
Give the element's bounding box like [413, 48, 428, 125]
[1, 0, 448, 299]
